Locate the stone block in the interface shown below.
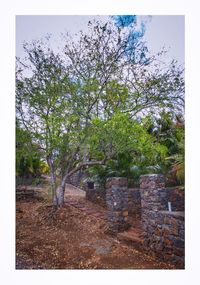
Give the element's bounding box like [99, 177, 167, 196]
[173, 238, 184, 248]
[173, 255, 185, 269]
[123, 210, 128, 217]
[155, 227, 162, 236]
[170, 226, 179, 236]
[164, 215, 172, 225]
[179, 229, 185, 238]
[173, 247, 184, 257]
[162, 225, 171, 236]
[154, 242, 164, 252]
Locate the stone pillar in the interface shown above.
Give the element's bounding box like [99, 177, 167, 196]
[106, 177, 130, 234]
[140, 174, 166, 212]
[140, 174, 166, 244]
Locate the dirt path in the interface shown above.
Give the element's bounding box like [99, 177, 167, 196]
[16, 182, 174, 269]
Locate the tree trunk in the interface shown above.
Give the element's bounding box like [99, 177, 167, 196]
[55, 180, 65, 206]
[55, 159, 106, 207]
[47, 156, 58, 206]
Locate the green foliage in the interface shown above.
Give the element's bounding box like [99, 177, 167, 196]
[16, 124, 42, 177]
[39, 161, 50, 174]
[166, 137, 185, 185]
[87, 112, 168, 185]
[142, 111, 185, 185]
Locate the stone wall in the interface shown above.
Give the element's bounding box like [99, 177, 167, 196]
[140, 186, 184, 212]
[86, 185, 106, 207]
[106, 177, 130, 234]
[139, 175, 184, 212]
[68, 170, 184, 213]
[140, 174, 185, 268]
[85, 178, 184, 216]
[66, 170, 88, 188]
[86, 185, 142, 215]
[127, 188, 141, 218]
[142, 210, 184, 268]
[84, 173, 184, 267]
[163, 187, 185, 212]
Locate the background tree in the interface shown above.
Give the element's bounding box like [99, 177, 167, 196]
[16, 41, 72, 202]
[142, 111, 185, 185]
[16, 122, 40, 178]
[63, 19, 184, 119]
[86, 112, 167, 186]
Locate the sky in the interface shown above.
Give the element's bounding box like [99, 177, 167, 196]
[143, 15, 184, 64]
[16, 15, 184, 65]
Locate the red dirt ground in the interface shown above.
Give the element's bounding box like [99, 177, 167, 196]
[16, 181, 175, 269]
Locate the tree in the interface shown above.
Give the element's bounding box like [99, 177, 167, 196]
[16, 19, 184, 206]
[16, 120, 42, 178]
[142, 111, 185, 184]
[16, 39, 107, 205]
[85, 112, 167, 185]
[16, 41, 72, 202]
[63, 20, 184, 118]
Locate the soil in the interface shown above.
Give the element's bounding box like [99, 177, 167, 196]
[16, 179, 175, 269]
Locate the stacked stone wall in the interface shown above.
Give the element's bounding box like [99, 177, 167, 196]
[140, 174, 185, 268]
[86, 185, 142, 215]
[163, 188, 184, 211]
[86, 185, 106, 207]
[143, 210, 184, 268]
[66, 170, 88, 188]
[127, 188, 141, 218]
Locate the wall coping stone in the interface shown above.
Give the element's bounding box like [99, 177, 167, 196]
[140, 174, 164, 178]
[106, 177, 128, 188]
[106, 177, 127, 182]
[159, 211, 185, 218]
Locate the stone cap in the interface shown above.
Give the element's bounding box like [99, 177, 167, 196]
[106, 177, 128, 188]
[140, 174, 165, 190]
[160, 211, 185, 218]
[140, 174, 163, 177]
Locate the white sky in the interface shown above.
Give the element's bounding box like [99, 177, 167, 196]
[16, 15, 184, 65]
[144, 15, 184, 64]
